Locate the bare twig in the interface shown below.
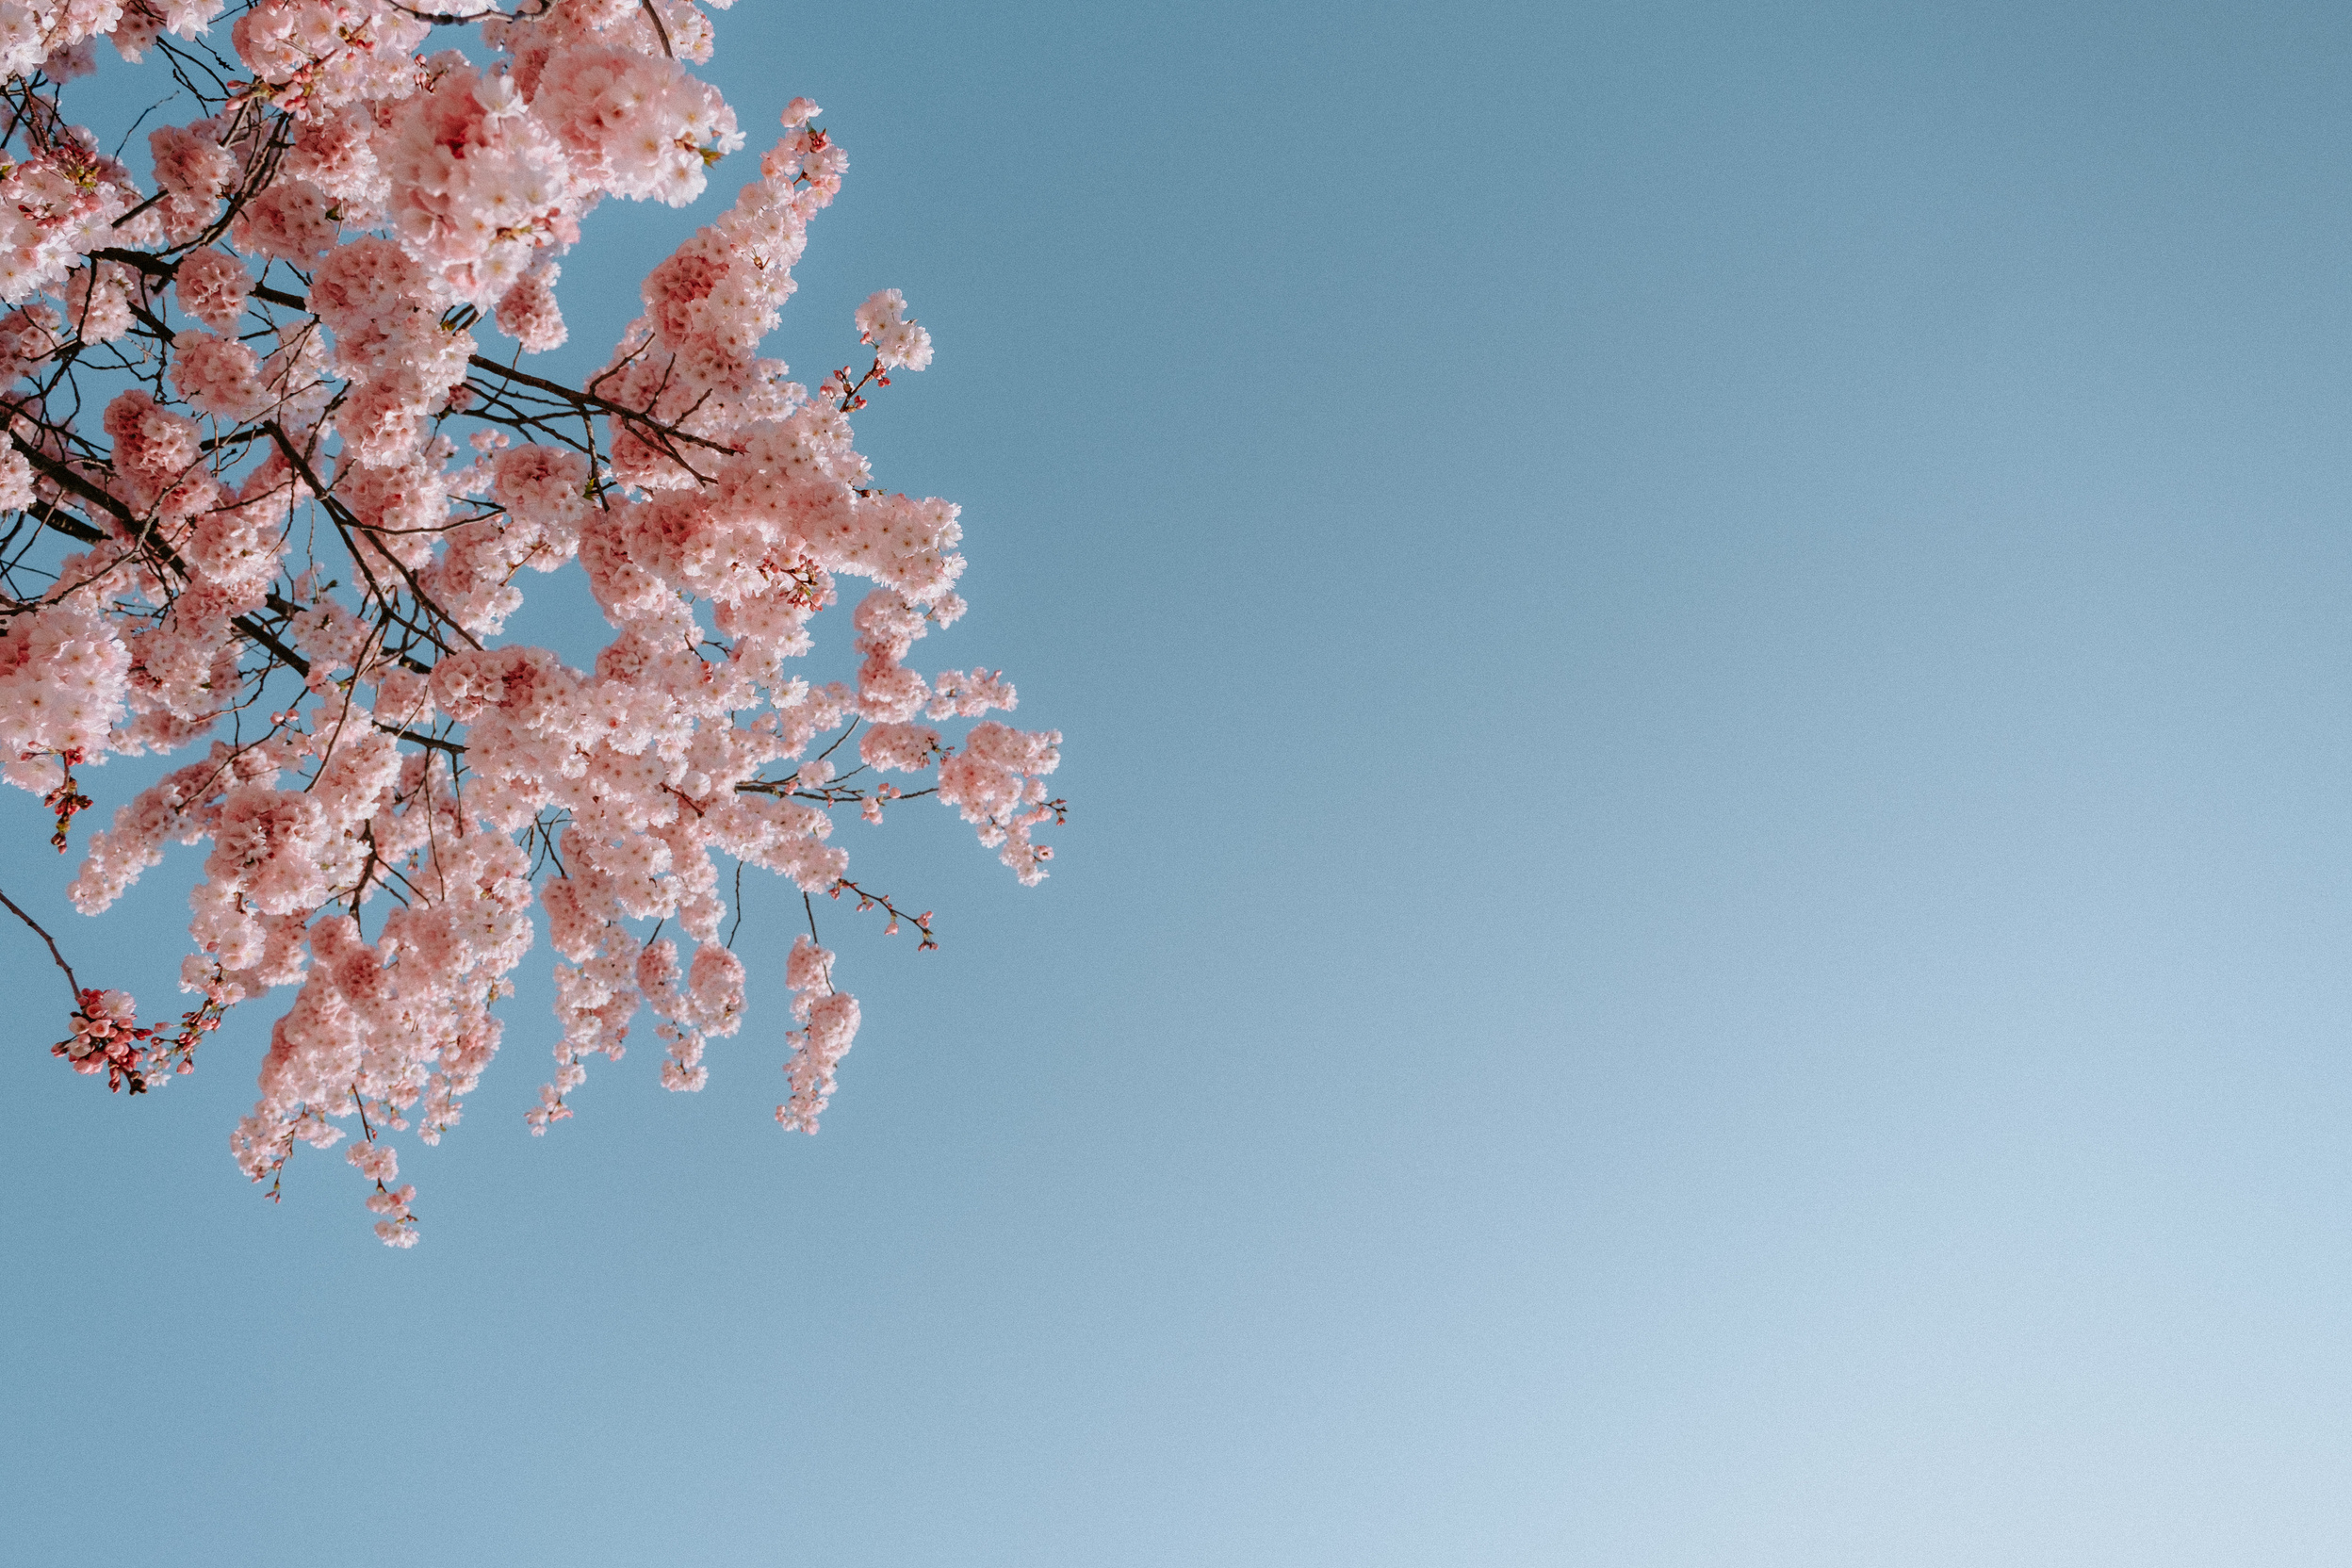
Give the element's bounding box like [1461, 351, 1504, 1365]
[0, 882, 83, 1008]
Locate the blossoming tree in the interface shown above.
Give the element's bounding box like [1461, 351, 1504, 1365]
[0, 0, 1061, 1245]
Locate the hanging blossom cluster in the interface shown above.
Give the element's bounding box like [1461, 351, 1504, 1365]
[0, 0, 1062, 1248]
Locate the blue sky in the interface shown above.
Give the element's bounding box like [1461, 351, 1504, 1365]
[8, 1, 2352, 1562]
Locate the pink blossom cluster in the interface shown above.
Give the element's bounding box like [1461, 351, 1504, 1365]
[0, 602, 129, 793]
[347, 1135, 416, 1245]
[856, 288, 933, 373]
[0, 2, 222, 104]
[776, 932, 857, 1134]
[0, 0, 1060, 1246]
[49, 982, 223, 1092]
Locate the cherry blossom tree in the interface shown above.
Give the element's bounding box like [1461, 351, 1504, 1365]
[0, 0, 1062, 1246]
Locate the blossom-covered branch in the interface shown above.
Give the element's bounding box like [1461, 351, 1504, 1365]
[0, 0, 1061, 1247]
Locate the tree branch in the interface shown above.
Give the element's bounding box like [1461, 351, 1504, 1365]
[641, 0, 675, 58]
[0, 881, 83, 1009]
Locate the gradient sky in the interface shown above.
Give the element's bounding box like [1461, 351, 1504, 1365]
[8, 2, 2352, 1563]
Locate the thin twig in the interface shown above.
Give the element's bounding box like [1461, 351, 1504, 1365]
[640, 0, 675, 57]
[0, 882, 82, 1008]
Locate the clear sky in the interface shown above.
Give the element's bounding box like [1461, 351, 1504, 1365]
[7, 1, 2352, 1563]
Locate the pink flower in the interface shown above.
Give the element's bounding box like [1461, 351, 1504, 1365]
[8, 9, 1064, 1246]
[174, 247, 253, 333]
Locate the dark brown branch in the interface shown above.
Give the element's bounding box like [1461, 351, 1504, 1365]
[94, 250, 732, 471]
[640, 0, 676, 58]
[235, 612, 311, 677]
[382, 726, 465, 755]
[830, 876, 939, 950]
[0, 881, 83, 1008]
[262, 421, 481, 655]
[11, 431, 133, 531]
[465, 354, 737, 457]
[5, 430, 421, 682]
